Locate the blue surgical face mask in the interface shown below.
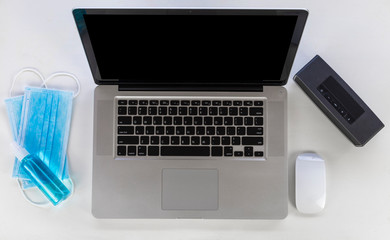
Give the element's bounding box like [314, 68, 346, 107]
[5, 87, 73, 189]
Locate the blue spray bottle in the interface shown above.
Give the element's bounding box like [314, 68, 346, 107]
[11, 142, 70, 206]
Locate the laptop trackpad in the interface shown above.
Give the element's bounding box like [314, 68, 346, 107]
[162, 169, 219, 210]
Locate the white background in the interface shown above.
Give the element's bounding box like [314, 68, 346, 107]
[1, 0, 390, 239]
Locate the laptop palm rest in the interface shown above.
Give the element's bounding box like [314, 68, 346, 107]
[162, 169, 219, 211]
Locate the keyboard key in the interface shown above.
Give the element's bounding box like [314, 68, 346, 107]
[151, 136, 159, 144]
[179, 107, 187, 115]
[128, 100, 137, 105]
[117, 146, 126, 156]
[206, 127, 215, 135]
[140, 136, 149, 144]
[156, 126, 164, 135]
[161, 136, 170, 145]
[229, 107, 238, 116]
[196, 126, 205, 135]
[118, 116, 131, 124]
[189, 107, 198, 115]
[135, 126, 144, 134]
[169, 107, 177, 115]
[254, 117, 264, 125]
[224, 146, 233, 156]
[181, 136, 190, 145]
[191, 136, 200, 145]
[153, 116, 162, 125]
[214, 117, 223, 125]
[199, 107, 208, 115]
[191, 100, 200, 106]
[118, 107, 127, 115]
[161, 146, 210, 156]
[181, 100, 190, 105]
[118, 100, 127, 105]
[202, 100, 211, 106]
[171, 136, 180, 145]
[160, 100, 169, 105]
[255, 151, 264, 157]
[173, 117, 182, 125]
[118, 126, 134, 134]
[227, 127, 235, 135]
[234, 117, 243, 125]
[216, 127, 225, 135]
[138, 146, 147, 156]
[233, 101, 242, 106]
[163, 116, 172, 125]
[249, 107, 263, 116]
[244, 117, 253, 125]
[211, 146, 223, 156]
[127, 146, 136, 156]
[194, 117, 202, 125]
[212, 101, 221, 106]
[209, 107, 218, 115]
[150, 100, 159, 105]
[239, 107, 248, 115]
[232, 137, 241, 145]
[176, 126, 185, 135]
[211, 136, 220, 145]
[244, 101, 253, 106]
[118, 136, 139, 144]
[159, 107, 168, 115]
[148, 107, 157, 115]
[222, 137, 230, 145]
[138, 107, 147, 115]
[223, 101, 232, 106]
[128, 107, 137, 115]
[143, 116, 152, 125]
[224, 117, 233, 125]
[204, 117, 213, 125]
[184, 117, 192, 125]
[148, 146, 159, 156]
[234, 151, 243, 157]
[247, 127, 263, 135]
[242, 137, 263, 145]
[139, 100, 148, 105]
[237, 127, 246, 135]
[244, 146, 253, 156]
[133, 116, 142, 125]
[170, 100, 179, 105]
[201, 136, 210, 145]
[254, 101, 263, 106]
[145, 126, 154, 135]
[186, 126, 195, 135]
[166, 126, 175, 135]
[219, 107, 228, 115]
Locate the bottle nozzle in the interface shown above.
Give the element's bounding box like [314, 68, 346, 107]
[10, 142, 29, 161]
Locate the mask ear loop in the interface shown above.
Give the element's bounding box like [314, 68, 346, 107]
[9, 68, 47, 97]
[44, 72, 81, 98]
[17, 179, 51, 208]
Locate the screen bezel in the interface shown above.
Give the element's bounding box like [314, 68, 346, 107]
[73, 8, 308, 88]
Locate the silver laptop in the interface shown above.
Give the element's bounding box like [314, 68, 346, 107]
[73, 8, 308, 219]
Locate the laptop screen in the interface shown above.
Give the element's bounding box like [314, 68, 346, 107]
[74, 9, 308, 87]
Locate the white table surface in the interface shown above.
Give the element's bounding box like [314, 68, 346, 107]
[1, 0, 389, 239]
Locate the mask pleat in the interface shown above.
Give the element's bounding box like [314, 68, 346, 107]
[39, 93, 54, 166]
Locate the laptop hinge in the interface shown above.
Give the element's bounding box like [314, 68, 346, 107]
[117, 84, 263, 92]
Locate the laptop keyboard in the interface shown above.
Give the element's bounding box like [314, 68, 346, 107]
[115, 97, 265, 159]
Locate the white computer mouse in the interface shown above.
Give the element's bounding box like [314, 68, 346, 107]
[295, 152, 326, 214]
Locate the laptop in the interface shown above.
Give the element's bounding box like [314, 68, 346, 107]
[73, 8, 308, 219]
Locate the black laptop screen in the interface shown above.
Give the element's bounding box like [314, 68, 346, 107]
[77, 10, 306, 86]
